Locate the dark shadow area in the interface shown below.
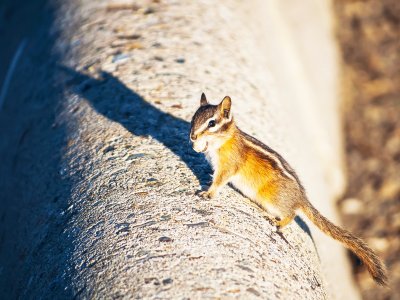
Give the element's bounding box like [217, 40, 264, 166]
[294, 216, 312, 239]
[60, 67, 211, 186]
[62, 67, 313, 239]
[0, 0, 48, 85]
[0, 0, 75, 298]
[294, 216, 316, 257]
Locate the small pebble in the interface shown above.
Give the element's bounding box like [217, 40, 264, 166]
[103, 145, 115, 154]
[144, 7, 155, 14]
[159, 236, 173, 242]
[162, 278, 173, 285]
[112, 53, 130, 63]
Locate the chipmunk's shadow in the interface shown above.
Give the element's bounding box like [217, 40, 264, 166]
[62, 67, 211, 186]
[63, 67, 314, 241]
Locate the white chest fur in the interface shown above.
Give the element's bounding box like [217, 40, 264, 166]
[205, 150, 219, 172]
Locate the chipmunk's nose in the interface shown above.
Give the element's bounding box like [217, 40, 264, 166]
[190, 132, 197, 141]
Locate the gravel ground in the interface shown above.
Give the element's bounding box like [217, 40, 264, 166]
[334, 1, 400, 299]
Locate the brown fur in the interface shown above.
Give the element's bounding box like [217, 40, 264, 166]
[302, 202, 388, 285]
[190, 93, 388, 286]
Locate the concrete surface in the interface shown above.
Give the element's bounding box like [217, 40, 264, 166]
[0, 0, 358, 299]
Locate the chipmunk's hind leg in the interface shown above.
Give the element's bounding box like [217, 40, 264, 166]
[260, 200, 294, 229]
[275, 212, 295, 230]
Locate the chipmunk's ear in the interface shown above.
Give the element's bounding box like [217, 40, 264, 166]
[219, 96, 232, 119]
[200, 93, 208, 106]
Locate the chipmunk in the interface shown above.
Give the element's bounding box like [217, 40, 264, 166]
[189, 93, 388, 285]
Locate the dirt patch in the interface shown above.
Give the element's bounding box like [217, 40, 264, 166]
[334, 1, 400, 299]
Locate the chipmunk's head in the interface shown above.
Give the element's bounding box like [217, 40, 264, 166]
[190, 93, 234, 153]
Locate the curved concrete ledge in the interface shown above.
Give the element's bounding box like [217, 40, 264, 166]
[0, 0, 358, 299]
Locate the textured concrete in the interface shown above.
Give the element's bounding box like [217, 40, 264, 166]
[0, 0, 357, 299]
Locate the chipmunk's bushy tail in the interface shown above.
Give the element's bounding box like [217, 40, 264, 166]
[302, 201, 388, 285]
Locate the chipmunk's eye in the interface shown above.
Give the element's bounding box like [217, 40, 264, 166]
[208, 120, 216, 128]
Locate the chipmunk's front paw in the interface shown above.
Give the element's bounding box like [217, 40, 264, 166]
[197, 190, 214, 199]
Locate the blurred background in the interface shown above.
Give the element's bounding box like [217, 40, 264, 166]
[0, 0, 399, 299]
[335, 1, 400, 299]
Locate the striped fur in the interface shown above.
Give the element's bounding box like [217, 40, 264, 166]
[239, 130, 300, 183]
[190, 93, 388, 285]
